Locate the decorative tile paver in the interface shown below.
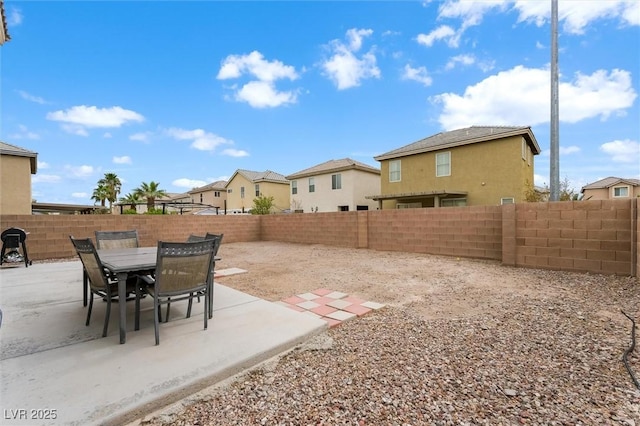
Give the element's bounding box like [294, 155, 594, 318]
[278, 288, 385, 328]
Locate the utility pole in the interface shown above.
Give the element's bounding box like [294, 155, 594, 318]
[550, 0, 560, 201]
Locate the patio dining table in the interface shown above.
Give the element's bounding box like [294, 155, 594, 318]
[97, 246, 220, 344]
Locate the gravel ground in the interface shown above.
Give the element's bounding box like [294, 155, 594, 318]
[130, 242, 639, 425]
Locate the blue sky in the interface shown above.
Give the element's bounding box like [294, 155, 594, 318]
[2, 0, 639, 205]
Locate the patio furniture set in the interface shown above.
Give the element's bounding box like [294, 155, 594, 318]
[69, 230, 223, 345]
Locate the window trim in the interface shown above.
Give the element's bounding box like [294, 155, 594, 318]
[291, 180, 298, 195]
[332, 173, 342, 190]
[501, 197, 515, 205]
[308, 177, 315, 193]
[240, 186, 245, 199]
[613, 186, 629, 198]
[255, 184, 260, 197]
[436, 152, 451, 177]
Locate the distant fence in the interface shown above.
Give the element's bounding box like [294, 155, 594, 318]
[1, 198, 637, 276]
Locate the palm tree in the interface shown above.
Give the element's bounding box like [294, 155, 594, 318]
[91, 184, 109, 207]
[134, 181, 168, 211]
[119, 192, 141, 210]
[98, 173, 122, 211]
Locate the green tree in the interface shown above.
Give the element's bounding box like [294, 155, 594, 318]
[97, 172, 122, 211]
[251, 195, 275, 215]
[119, 192, 141, 211]
[91, 184, 109, 207]
[134, 181, 168, 211]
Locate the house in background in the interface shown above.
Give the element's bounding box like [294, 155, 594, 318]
[580, 177, 640, 200]
[0, 142, 37, 215]
[368, 126, 541, 209]
[187, 180, 227, 214]
[286, 158, 380, 212]
[225, 169, 289, 213]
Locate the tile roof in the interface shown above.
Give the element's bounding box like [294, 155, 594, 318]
[581, 176, 640, 191]
[188, 180, 228, 194]
[0, 141, 37, 173]
[1, 1, 10, 45]
[374, 126, 541, 161]
[234, 169, 289, 184]
[286, 158, 380, 180]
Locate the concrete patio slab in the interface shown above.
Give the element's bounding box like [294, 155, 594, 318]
[0, 261, 327, 425]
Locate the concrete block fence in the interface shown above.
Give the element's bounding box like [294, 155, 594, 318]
[1, 198, 637, 276]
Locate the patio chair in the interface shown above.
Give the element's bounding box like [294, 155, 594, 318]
[204, 233, 224, 318]
[136, 239, 215, 345]
[95, 230, 139, 249]
[69, 236, 139, 338]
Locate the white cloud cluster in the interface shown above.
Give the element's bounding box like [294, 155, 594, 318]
[113, 156, 132, 165]
[217, 51, 299, 108]
[401, 64, 433, 87]
[432, 66, 637, 130]
[7, 7, 23, 26]
[172, 178, 209, 189]
[46, 105, 144, 136]
[8, 124, 39, 140]
[600, 139, 640, 163]
[166, 127, 248, 157]
[322, 28, 380, 90]
[17, 90, 48, 105]
[64, 165, 94, 178]
[129, 132, 152, 142]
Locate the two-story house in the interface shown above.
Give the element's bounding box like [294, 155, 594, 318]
[369, 126, 541, 208]
[286, 158, 380, 212]
[0, 142, 37, 215]
[580, 177, 640, 200]
[225, 169, 289, 213]
[188, 180, 227, 214]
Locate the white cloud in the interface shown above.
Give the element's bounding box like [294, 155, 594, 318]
[533, 173, 547, 187]
[32, 174, 61, 183]
[432, 66, 637, 130]
[16, 90, 48, 104]
[113, 156, 132, 165]
[47, 105, 144, 130]
[217, 51, 299, 108]
[37, 161, 49, 169]
[235, 81, 298, 108]
[401, 64, 433, 87]
[217, 51, 298, 82]
[8, 124, 40, 140]
[322, 29, 380, 90]
[7, 7, 23, 26]
[103, 132, 113, 138]
[61, 124, 89, 136]
[445, 54, 475, 70]
[221, 148, 249, 157]
[172, 178, 209, 189]
[166, 127, 233, 152]
[64, 165, 94, 178]
[129, 132, 152, 142]
[72, 192, 88, 198]
[559, 146, 581, 155]
[600, 139, 640, 163]
[416, 25, 457, 47]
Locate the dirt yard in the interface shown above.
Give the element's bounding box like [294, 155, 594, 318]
[145, 241, 640, 425]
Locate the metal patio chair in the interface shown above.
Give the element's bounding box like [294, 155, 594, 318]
[136, 239, 215, 345]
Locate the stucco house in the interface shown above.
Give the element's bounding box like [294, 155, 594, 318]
[369, 126, 541, 209]
[580, 177, 640, 200]
[0, 142, 37, 215]
[286, 158, 380, 212]
[225, 169, 289, 213]
[187, 180, 227, 213]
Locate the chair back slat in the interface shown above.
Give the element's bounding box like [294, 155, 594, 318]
[204, 233, 224, 256]
[95, 230, 139, 249]
[69, 237, 110, 292]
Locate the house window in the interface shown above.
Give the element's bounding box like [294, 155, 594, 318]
[436, 152, 451, 177]
[522, 138, 527, 160]
[501, 197, 515, 205]
[338, 205, 349, 211]
[332, 174, 342, 190]
[227, 189, 233, 193]
[356, 205, 369, 211]
[240, 186, 245, 198]
[441, 198, 467, 207]
[291, 181, 298, 195]
[200, 194, 203, 203]
[255, 184, 260, 197]
[613, 186, 629, 197]
[214, 191, 220, 197]
[309, 177, 315, 193]
[389, 160, 401, 182]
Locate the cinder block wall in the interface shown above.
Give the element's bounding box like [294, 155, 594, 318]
[0, 214, 260, 260]
[260, 212, 359, 247]
[505, 199, 636, 276]
[1, 199, 638, 276]
[366, 206, 503, 259]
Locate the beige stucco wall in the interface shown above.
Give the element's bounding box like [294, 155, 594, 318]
[379, 135, 535, 208]
[290, 169, 380, 212]
[0, 155, 33, 215]
[226, 175, 290, 213]
[582, 185, 640, 201]
[189, 188, 227, 209]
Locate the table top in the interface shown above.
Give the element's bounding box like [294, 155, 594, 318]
[98, 247, 220, 274]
